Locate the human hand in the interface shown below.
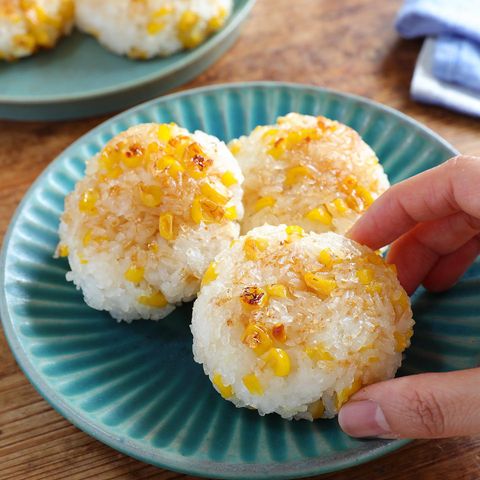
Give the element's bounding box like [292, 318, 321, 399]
[339, 155, 480, 439]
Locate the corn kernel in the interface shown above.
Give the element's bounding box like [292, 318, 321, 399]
[242, 323, 273, 355]
[243, 373, 264, 395]
[306, 345, 334, 362]
[263, 348, 291, 376]
[121, 144, 144, 168]
[58, 244, 69, 257]
[305, 206, 332, 225]
[147, 21, 165, 35]
[330, 198, 348, 214]
[308, 398, 325, 419]
[336, 378, 362, 410]
[201, 262, 217, 287]
[266, 284, 288, 298]
[207, 7, 227, 31]
[79, 189, 99, 215]
[243, 237, 269, 261]
[138, 291, 168, 308]
[125, 265, 144, 283]
[161, 155, 185, 179]
[228, 140, 241, 156]
[368, 356, 380, 363]
[268, 138, 285, 158]
[285, 225, 304, 237]
[78, 253, 88, 265]
[388, 263, 398, 275]
[221, 171, 238, 187]
[355, 185, 374, 208]
[394, 329, 413, 352]
[261, 128, 279, 140]
[357, 268, 374, 285]
[213, 373, 233, 398]
[304, 273, 337, 297]
[147, 241, 158, 253]
[254, 196, 276, 212]
[366, 282, 383, 295]
[271, 323, 287, 343]
[200, 182, 230, 205]
[83, 230, 92, 247]
[240, 286, 268, 309]
[284, 166, 313, 186]
[159, 213, 174, 241]
[224, 205, 237, 220]
[178, 11, 204, 48]
[157, 124, 173, 143]
[139, 184, 163, 207]
[318, 248, 334, 268]
[191, 197, 203, 224]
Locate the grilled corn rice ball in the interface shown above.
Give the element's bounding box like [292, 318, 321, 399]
[75, 0, 232, 59]
[0, 0, 74, 61]
[192, 225, 414, 420]
[231, 113, 390, 235]
[57, 123, 244, 322]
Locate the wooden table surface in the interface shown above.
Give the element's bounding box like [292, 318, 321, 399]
[1, 0, 480, 479]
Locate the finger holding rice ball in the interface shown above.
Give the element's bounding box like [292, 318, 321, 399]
[57, 123, 244, 322]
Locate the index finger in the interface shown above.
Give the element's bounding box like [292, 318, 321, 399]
[348, 156, 479, 250]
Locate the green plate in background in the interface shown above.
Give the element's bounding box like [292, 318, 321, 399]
[2, 83, 479, 479]
[0, 0, 255, 121]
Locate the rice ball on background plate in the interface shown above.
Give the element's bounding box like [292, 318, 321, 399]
[192, 225, 414, 420]
[230, 113, 390, 235]
[0, 0, 74, 61]
[75, 0, 233, 59]
[56, 123, 244, 322]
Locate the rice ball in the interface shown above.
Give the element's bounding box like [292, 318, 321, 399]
[230, 113, 390, 235]
[0, 0, 74, 61]
[75, 0, 233, 59]
[192, 225, 414, 420]
[57, 123, 244, 322]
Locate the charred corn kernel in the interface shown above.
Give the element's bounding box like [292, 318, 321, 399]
[243, 373, 264, 395]
[200, 182, 230, 205]
[284, 166, 313, 186]
[266, 284, 288, 298]
[394, 329, 413, 352]
[366, 282, 383, 295]
[124, 265, 144, 283]
[147, 21, 165, 35]
[221, 171, 237, 187]
[254, 196, 276, 212]
[58, 244, 69, 257]
[271, 323, 287, 343]
[330, 198, 348, 214]
[240, 286, 268, 308]
[242, 323, 272, 355]
[157, 124, 173, 143]
[213, 373, 233, 398]
[357, 268, 374, 285]
[336, 378, 362, 410]
[159, 213, 174, 240]
[306, 345, 334, 362]
[207, 7, 227, 31]
[79, 189, 99, 214]
[224, 205, 238, 220]
[243, 237, 268, 261]
[268, 138, 285, 158]
[305, 206, 332, 225]
[263, 348, 291, 377]
[82, 230, 92, 247]
[147, 241, 158, 253]
[308, 399, 325, 419]
[304, 273, 337, 297]
[138, 291, 168, 308]
[355, 185, 374, 207]
[318, 248, 334, 268]
[285, 225, 304, 237]
[121, 144, 144, 168]
[201, 262, 217, 287]
[139, 184, 163, 207]
[228, 140, 241, 156]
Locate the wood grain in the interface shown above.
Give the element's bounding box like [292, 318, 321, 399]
[1, 0, 479, 478]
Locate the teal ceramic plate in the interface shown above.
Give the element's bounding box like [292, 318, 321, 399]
[2, 83, 479, 479]
[0, 0, 255, 121]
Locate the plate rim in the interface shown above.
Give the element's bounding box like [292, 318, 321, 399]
[0, 0, 256, 105]
[0, 81, 459, 478]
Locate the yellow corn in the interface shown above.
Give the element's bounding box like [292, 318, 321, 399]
[240, 286, 268, 309]
[254, 196, 276, 212]
[124, 265, 145, 283]
[191, 197, 203, 224]
[355, 185, 374, 208]
[177, 11, 204, 48]
[308, 398, 325, 419]
[336, 378, 362, 410]
[138, 291, 168, 308]
[394, 329, 413, 352]
[207, 7, 227, 31]
[228, 140, 241, 156]
[147, 21, 165, 35]
[368, 356, 380, 363]
[212, 373, 234, 398]
[243, 373, 264, 396]
[224, 205, 238, 220]
[357, 268, 374, 285]
[78, 253, 88, 265]
[200, 182, 230, 205]
[306, 345, 334, 362]
[201, 262, 217, 287]
[268, 138, 286, 158]
[242, 323, 273, 355]
[161, 155, 185, 179]
[271, 323, 287, 343]
[82, 230, 92, 247]
[284, 166, 313, 186]
[330, 198, 348, 214]
[159, 213, 174, 240]
[79, 189, 99, 215]
[58, 244, 69, 257]
[243, 237, 269, 261]
[304, 272, 337, 297]
[305, 206, 332, 225]
[157, 124, 173, 143]
[221, 171, 238, 187]
[318, 248, 334, 268]
[366, 282, 383, 295]
[147, 241, 159, 253]
[266, 284, 288, 298]
[285, 225, 304, 237]
[139, 184, 163, 207]
[263, 348, 291, 376]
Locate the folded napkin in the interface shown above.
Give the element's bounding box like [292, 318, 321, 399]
[396, 0, 480, 116]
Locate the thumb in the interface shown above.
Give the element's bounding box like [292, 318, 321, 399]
[338, 368, 480, 439]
